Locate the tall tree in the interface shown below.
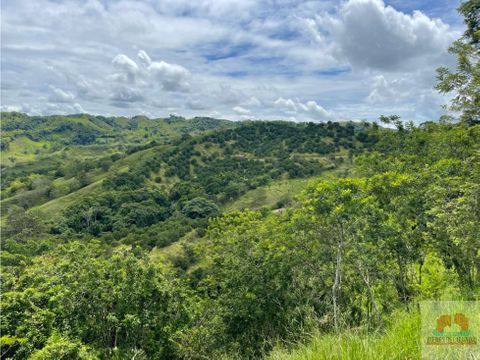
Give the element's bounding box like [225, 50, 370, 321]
[436, 0, 480, 124]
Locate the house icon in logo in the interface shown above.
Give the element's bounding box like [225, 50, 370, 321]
[436, 313, 469, 333]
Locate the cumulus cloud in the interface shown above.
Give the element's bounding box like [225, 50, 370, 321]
[73, 76, 101, 100]
[187, 99, 207, 110]
[297, 17, 325, 46]
[49, 86, 75, 103]
[275, 97, 298, 112]
[309, 0, 454, 71]
[73, 103, 85, 113]
[110, 87, 144, 105]
[367, 75, 400, 103]
[137, 50, 152, 67]
[300, 101, 333, 120]
[233, 106, 250, 115]
[112, 54, 139, 81]
[147, 60, 190, 91]
[1, 105, 23, 112]
[215, 84, 248, 106]
[241, 96, 262, 107]
[274, 97, 334, 121]
[111, 51, 190, 92]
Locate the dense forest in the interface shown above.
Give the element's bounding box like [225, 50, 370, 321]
[1, 1, 479, 359]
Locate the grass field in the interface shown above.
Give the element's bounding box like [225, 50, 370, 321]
[224, 164, 353, 212]
[1, 136, 50, 166]
[36, 178, 104, 216]
[223, 177, 312, 211]
[268, 311, 420, 360]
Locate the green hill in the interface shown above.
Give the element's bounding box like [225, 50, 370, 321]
[1, 114, 373, 239]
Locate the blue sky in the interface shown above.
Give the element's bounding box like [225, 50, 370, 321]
[1, 0, 464, 122]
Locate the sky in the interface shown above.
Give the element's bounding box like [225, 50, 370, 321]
[1, 0, 464, 122]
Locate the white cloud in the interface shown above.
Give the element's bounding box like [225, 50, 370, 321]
[112, 54, 139, 81]
[137, 50, 152, 67]
[275, 97, 298, 112]
[147, 59, 190, 92]
[367, 75, 399, 104]
[49, 86, 75, 103]
[297, 17, 325, 46]
[274, 97, 334, 121]
[241, 96, 262, 107]
[1, 105, 23, 112]
[187, 99, 207, 110]
[73, 103, 85, 113]
[233, 106, 250, 115]
[223, 84, 248, 104]
[311, 0, 454, 71]
[301, 100, 333, 120]
[111, 50, 190, 93]
[110, 87, 144, 104]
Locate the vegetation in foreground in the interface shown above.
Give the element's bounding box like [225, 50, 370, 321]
[268, 311, 420, 360]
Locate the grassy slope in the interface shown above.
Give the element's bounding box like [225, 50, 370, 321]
[1, 136, 50, 166]
[0, 113, 201, 212]
[268, 311, 420, 360]
[223, 177, 312, 212]
[36, 179, 104, 216]
[2, 114, 364, 256]
[149, 230, 198, 264]
[34, 144, 169, 217]
[151, 163, 355, 264]
[224, 163, 353, 212]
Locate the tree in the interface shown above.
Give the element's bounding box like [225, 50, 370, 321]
[306, 178, 385, 331]
[436, 0, 480, 124]
[29, 333, 96, 360]
[3, 206, 45, 240]
[379, 115, 402, 128]
[178, 210, 318, 358]
[182, 197, 219, 219]
[1, 242, 193, 359]
[426, 177, 480, 289]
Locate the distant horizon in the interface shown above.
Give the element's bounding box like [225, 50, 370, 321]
[0, 110, 412, 125]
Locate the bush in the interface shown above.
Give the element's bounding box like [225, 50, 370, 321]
[182, 197, 219, 219]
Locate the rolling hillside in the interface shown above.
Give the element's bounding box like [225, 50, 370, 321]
[1, 113, 374, 242]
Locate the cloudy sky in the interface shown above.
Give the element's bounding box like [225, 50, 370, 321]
[1, 0, 464, 122]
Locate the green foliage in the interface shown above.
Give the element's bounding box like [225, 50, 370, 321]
[435, 0, 480, 123]
[3, 206, 46, 239]
[29, 332, 97, 360]
[1, 241, 193, 359]
[173, 122, 478, 358]
[102, 171, 146, 190]
[182, 197, 220, 219]
[62, 189, 170, 235]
